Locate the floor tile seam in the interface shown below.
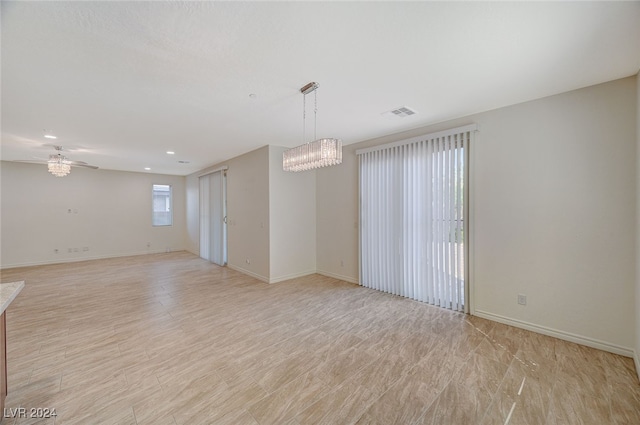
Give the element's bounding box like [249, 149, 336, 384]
[472, 341, 525, 371]
[603, 368, 640, 387]
[252, 376, 332, 424]
[249, 328, 328, 355]
[290, 389, 344, 425]
[244, 406, 264, 425]
[337, 356, 434, 421]
[409, 378, 457, 425]
[300, 359, 373, 405]
[480, 358, 540, 425]
[360, 364, 433, 425]
[352, 319, 428, 363]
[6, 372, 34, 400]
[332, 345, 394, 389]
[478, 391, 512, 425]
[26, 367, 61, 387]
[251, 353, 325, 396]
[130, 405, 140, 425]
[609, 393, 619, 425]
[544, 371, 565, 424]
[456, 350, 515, 423]
[553, 370, 614, 402]
[60, 369, 129, 393]
[159, 367, 228, 393]
[244, 379, 294, 415]
[491, 343, 559, 381]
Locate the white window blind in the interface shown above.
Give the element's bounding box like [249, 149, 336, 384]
[357, 124, 474, 312]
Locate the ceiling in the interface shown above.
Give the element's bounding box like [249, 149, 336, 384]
[2, 1, 639, 176]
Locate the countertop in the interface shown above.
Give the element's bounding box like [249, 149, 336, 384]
[0, 281, 24, 314]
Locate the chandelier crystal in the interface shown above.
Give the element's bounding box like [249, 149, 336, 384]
[283, 82, 342, 172]
[283, 138, 342, 172]
[48, 154, 71, 177]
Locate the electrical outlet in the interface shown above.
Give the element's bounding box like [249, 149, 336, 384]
[518, 294, 527, 305]
[340, 260, 344, 267]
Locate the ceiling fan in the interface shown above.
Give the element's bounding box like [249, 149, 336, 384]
[15, 145, 98, 177]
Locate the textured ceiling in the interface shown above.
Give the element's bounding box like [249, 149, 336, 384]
[2, 1, 639, 175]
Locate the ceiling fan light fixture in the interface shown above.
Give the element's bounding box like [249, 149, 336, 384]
[47, 154, 71, 177]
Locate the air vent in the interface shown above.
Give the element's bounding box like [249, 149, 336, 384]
[178, 160, 190, 164]
[382, 106, 418, 119]
[391, 106, 416, 117]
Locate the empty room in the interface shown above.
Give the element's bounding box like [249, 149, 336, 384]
[1, 1, 640, 424]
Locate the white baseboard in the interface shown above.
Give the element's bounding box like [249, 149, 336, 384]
[0, 249, 184, 270]
[268, 270, 316, 284]
[316, 269, 358, 284]
[635, 351, 640, 383]
[226, 264, 270, 283]
[474, 309, 634, 358]
[226, 266, 357, 285]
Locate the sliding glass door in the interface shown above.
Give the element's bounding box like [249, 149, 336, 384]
[199, 169, 227, 266]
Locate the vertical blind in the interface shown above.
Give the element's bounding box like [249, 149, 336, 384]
[199, 169, 227, 266]
[357, 124, 475, 312]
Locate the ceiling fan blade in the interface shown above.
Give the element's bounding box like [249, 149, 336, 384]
[13, 159, 46, 164]
[67, 161, 99, 169]
[14, 145, 99, 170]
[13, 159, 99, 169]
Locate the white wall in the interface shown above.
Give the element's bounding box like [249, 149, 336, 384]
[185, 145, 317, 283]
[315, 146, 359, 283]
[268, 146, 316, 282]
[209, 146, 272, 281]
[317, 76, 637, 355]
[0, 161, 186, 268]
[185, 146, 271, 281]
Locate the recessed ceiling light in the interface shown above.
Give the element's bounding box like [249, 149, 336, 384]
[166, 151, 175, 155]
[44, 134, 57, 139]
[249, 93, 257, 99]
[144, 167, 151, 171]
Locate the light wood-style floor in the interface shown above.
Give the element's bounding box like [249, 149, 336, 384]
[1, 252, 639, 425]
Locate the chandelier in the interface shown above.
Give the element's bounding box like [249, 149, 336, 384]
[283, 82, 342, 172]
[48, 152, 71, 177]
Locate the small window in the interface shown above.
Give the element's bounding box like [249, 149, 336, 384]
[152, 184, 172, 226]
